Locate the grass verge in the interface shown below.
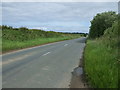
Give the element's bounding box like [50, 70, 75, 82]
[2, 36, 81, 53]
[1, 26, 85, 53]
[84, 39, 118, 88]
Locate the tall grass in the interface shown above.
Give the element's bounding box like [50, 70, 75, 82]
[2, 26, 84, 52]
[2, 37, 77, 52]
[84, 21, 119, 88]
[84, 40, 118, 88]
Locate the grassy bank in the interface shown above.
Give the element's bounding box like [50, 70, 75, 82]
[3, 36, 79, 53]
[84, 21, 119, 88]
[1, 26, 85, 53]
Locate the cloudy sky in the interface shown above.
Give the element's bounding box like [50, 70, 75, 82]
[2, 2, 118, 33]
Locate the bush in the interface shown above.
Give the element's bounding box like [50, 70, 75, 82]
[89, 11, 117, 39]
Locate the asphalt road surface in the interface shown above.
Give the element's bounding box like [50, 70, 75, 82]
[2, 37, 86, 88]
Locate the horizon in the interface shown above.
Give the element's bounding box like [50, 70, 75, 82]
[1, 25, 89, 34]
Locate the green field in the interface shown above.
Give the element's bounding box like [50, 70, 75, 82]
[84, 20, 119, 88]
[1, 26, 85, 53]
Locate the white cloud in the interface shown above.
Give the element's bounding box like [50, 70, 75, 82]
[30, 27, 48, 30]
[1, 0, 119, 2]
[2, 2, 118, 33]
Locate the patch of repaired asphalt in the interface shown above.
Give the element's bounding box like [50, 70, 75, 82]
[69, 50, 89, 88]
[70, 66, 88, 88]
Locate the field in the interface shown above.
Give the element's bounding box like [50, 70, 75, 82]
[1, 26, 85, 53]
[84, 21, 119, 88]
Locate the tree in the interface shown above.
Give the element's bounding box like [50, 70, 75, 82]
[19, 27, 28, 30]
[89, 11, 117, 39]
[1, 25, 13, 30]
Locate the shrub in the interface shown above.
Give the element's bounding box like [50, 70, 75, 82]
[89, 11, 117, 39]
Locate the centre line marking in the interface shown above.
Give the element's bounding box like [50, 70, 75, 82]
[42, 52, 51, 56]
[64, 44, 68, 46]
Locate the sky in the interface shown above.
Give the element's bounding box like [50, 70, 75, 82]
[2, 2, 118, 33]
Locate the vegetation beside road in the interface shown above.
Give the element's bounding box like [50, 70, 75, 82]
[1, 26, 87, 53]
[84, 11, 119, 88]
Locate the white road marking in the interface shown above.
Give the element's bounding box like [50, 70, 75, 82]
[42, 52, 51, 56]
[42, 66, 49, 71]
[64, 44, 68, 46]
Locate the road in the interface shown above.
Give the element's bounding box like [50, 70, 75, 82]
[2, 37, 86, 88]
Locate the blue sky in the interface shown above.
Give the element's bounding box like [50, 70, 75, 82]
[2, 2, 118, 33]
